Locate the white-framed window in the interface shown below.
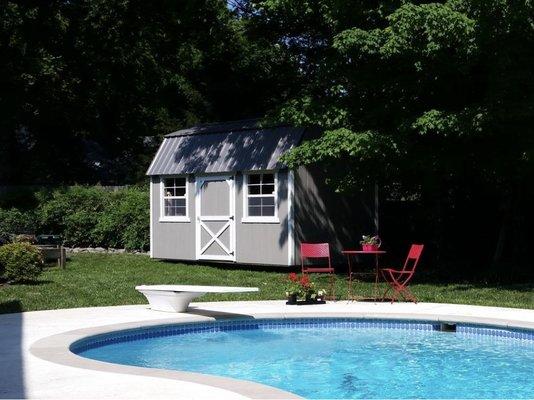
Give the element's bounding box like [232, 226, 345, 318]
[242, 172, 279, 223]
[160, 177, 189, 222]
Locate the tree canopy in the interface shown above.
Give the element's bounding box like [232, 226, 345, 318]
[0, 0, 297, 183]
[1, 0, 533, 275]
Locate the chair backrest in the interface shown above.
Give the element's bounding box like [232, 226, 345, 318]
[300, 243, 330, 259]
[402, 244, 424, 273]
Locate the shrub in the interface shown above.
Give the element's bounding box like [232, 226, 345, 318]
[0, 185, 149, 250]
[0, 242, 44, 283]
[0, 208, 38, 244]
[93, 187, 149, 250]
[38, 186, 111, 247]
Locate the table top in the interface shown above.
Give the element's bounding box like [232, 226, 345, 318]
[342, 250, 386, 255]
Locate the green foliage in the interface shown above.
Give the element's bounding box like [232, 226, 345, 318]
[0, 1, 289, 184]
[38, 186, 110, 247]
[0, 242, 44, 283]
[93, 188, 149, 250]
[36, 186, 149, 249]
[0, 208, 38, 244]
[0, 186, 149, 250]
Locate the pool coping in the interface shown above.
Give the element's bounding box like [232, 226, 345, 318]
[31, 315, 301, 399]
[28, 302, 534, 399]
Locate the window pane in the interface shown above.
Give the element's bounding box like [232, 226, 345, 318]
[248, 185, 261, 195]
[164, 199, 186, 216]
[262, 206, 275, 216]
[174, 206, 186, 216]
[262, 174, 274, 184]
[164, 199, 174, 208]
[165, 189, 175, 197]
[262, 184, 275, 195]
[248, 206, 261, 216]
[175, 187, 186, 196]
[164, 178, 186, 189]
[249, 197, 261, 206]
[164, 178, 174, 188]
[248, 174, 261, 184]
[262, 197, 275, 206]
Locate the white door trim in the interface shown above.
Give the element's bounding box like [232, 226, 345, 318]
[195, 175, 236, 262]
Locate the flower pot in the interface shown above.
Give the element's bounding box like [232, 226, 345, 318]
[286, 294, 298, 305]
[362, 244, 379, 252]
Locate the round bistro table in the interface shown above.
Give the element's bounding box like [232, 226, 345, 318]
[341, 250, 386, 301]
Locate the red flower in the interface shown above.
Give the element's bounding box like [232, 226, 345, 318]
[288, 272, 298, 282]
[300, 275, 310, 287]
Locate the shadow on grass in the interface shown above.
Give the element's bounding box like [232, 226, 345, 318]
[445, 283, 534, 293]
[0, 300, 24, 399]
[0, 279, 54, 289]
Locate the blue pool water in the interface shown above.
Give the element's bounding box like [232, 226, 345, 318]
[75, 320, 534, 399]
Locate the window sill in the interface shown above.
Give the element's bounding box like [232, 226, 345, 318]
[241, 217, 280, 224]
[159, 217, 191, 223]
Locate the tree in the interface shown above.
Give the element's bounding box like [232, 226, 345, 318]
[0, 0, 295, 184]
[246, 0, 534, 275]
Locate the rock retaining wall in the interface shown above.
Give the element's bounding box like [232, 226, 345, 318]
[66, 247, 149, 255]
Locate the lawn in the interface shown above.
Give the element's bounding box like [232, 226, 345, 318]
[0, 253, 532, 314]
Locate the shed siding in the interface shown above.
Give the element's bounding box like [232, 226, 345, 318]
[151, 172, 290, 265]
[294, 165, 372, 263]
[151, 176, 196, 260]
[235, 171, 289, 265]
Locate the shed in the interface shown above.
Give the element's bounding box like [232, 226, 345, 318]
[147, 119, 371, 266]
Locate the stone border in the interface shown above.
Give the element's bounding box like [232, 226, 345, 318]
[29, 307, 534, 400]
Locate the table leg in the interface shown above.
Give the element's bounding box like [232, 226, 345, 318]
[347, 255, 353, 300]
[374, 254, 379, 301]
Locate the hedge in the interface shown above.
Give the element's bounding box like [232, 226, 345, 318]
[0, 186, 149, 250]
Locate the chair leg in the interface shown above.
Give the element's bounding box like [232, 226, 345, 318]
[390, 287, 401, 304]
[382, 285, 392, 301]
[327, 273, 336, 301]
[400, 286, 418, 303]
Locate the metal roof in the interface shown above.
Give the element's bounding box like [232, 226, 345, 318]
[146, 121, 304, 176]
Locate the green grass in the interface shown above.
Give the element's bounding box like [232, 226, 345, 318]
[0, 253, 532, 314]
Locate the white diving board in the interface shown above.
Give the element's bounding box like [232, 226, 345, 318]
[135, 285, 259, 312]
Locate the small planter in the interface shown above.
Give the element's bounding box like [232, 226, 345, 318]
[285, 295, 326, 306]
[286, 294, 298, 305]
[362, 244, 380, 252]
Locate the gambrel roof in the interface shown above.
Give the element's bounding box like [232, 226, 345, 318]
[146, 119, 305, 176]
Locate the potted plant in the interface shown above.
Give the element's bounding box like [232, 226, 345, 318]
[285, 273, 301, 304]
[360, 235, 381, 251]
[284, 273, 327, 304]
[315, 289, 327, 302]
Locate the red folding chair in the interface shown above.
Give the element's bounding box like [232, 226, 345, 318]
[380, 244, 424, 303]
[300, 243, 335, 300]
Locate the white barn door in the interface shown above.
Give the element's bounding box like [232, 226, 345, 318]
[195, 175, 235, 261]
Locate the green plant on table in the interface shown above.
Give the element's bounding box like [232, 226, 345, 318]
[360, 235, 381, 245]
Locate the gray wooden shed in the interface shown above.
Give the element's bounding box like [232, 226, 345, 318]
[147, 120, 370, 266]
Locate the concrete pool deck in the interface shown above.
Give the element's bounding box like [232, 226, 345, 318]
[1, 300, 533, 399]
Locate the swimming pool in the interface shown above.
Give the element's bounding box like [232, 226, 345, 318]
[73, 318, 534, 399]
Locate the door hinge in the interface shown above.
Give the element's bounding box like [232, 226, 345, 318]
[229, 215, 234, 220]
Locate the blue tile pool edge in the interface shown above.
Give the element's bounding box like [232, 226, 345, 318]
[70, 318, 534, 354]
